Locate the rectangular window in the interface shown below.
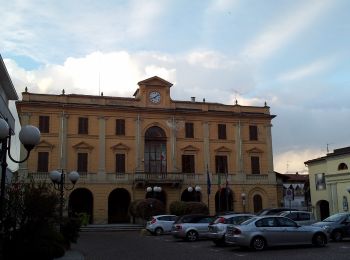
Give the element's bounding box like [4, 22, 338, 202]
[251, 156, 260, 174]
[37, 152, 49, 172]
[218, 124, 227, 139]
[116, 154, 126, 173]
[39, 116, 50, 133]
[215, 155, 228, 173]
[116, 119, 125, 135]
[78, 117, 88, 134]
[77, 153, 88, 172]
[182, 155, 195, 173]
[249, 125, 258, 141]
[185, 122, 194, 138]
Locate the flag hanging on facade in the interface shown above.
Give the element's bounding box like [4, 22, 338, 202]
[206, 165, 211, 195]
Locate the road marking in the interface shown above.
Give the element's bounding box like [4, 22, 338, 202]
[233, 253, 246, 257]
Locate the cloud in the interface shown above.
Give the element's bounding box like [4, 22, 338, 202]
[241, 0, 332, 61]
[274, 148, 324, 174]
[5, 50, 259, 103]
[278, 58, 333, 81]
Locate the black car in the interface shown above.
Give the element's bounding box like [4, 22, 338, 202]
[313, 212, 350, 241]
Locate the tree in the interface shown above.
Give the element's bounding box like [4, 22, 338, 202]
[1, 176, 79, 260]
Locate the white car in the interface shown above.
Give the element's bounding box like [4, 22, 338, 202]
[146, 215, 177, 235]
[278, 211, 316, 225]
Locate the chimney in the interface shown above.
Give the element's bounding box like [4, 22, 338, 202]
[191, 97, 196, 102]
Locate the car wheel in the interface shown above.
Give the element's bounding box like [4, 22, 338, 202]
[313, 233, 326, 247]
[186, 230, 198, 242]
[213, 238, 226, 246]
[331, 230, 343, 242]
[154, 227, 163, 236]
[251, 236, 266, 251]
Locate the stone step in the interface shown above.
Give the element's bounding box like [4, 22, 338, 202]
[80, 224, 145, 232]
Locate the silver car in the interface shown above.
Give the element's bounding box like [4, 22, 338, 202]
[171, 214, 214, 241]
[207, 214, 254, 246]
[146, 215, 177, 235]
[225, 216, 328, 250]
[278, 211, 316, 226]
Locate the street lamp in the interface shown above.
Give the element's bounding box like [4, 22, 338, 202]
[0, 118, 41, 231]
[241, 193, 246, 213]
[49, 170, 79, 232]
[146, 186, 162, 198]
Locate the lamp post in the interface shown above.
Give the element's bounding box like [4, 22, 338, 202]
[0, 118, 41, 232]
[49, 170, 79, 232]
[241, 193, 246, 213]
[146, 186, 162, 199]
[187, 185, 201, 202]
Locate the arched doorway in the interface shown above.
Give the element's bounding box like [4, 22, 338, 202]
[144, 126, 167, 173]
[108, 188, 131, 223]
[318, 200, 330, 220]
[181, 188, 202, 202]
[68, 188, 94, 224]
[253, 194, 263, 213]
[215, 187, 233, 213]
[145, 189, 167, 206]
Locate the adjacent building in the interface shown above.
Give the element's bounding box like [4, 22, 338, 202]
[16, 76, 280, 224]
[305, 146, 350, 220]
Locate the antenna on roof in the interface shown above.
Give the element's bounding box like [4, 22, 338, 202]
[98, 72, 101, 96]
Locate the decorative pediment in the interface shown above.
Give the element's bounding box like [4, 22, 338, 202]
[247, 147, 264, 154]
[181, 145, 199, 152]
[215, 146, 232, 153]
[137, 76, 173, 88]
[34, 140, 54, 150]
[72, 141, 94, 151]
[111, 143, 130, 152]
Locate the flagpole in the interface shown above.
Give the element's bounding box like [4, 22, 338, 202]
[206, 165, 211, 212]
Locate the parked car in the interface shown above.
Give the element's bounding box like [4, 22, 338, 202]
[207, 213, 254, 246]
[225, 216, 328, 250]
[312, 212, 350, 241]
[146, 215, 177, 235]
[256, 207, 298, 216]
[171, 214, 214, 241]
[278, 211, 316, 225]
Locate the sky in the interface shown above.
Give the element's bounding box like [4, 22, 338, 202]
[1, 0, 349, 174]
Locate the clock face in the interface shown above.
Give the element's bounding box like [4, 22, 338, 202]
[149, 91, 161, 103]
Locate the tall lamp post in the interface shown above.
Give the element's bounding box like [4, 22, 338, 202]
[49, 170, 79, 232]
[241, 193, 246, 213]
[0, 118, 41, 231]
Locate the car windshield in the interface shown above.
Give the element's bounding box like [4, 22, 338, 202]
[322, 213, 347, 222]
[240, 217, 257, 225]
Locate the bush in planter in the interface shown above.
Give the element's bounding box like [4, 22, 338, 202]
[136, 198, 165, 220]
[184, 202, 209, 215]
[169, 201, 209, 216]
[1, 177, 68, 259]
[129, 198, 165, 222]
[169, 201, 187, 216]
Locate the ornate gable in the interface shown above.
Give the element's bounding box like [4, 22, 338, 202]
[181, 145, 199, 152]
[72, 141, 94, 151]
[137, 76, 173, 88]
[215, 146, 232, 153]
[34, 140, 54, 151]
[247, 147, 264, 154]
[110, 143, 130, 152]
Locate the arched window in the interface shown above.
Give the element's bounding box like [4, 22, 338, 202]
[144, 126, 167, 173]
[338, 163, 348, 171]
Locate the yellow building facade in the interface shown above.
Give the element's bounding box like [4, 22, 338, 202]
[16, 76, 279, 224]
[305, 147, 350, 220]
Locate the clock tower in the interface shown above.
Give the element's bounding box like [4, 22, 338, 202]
[133, 76, 173, 107]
